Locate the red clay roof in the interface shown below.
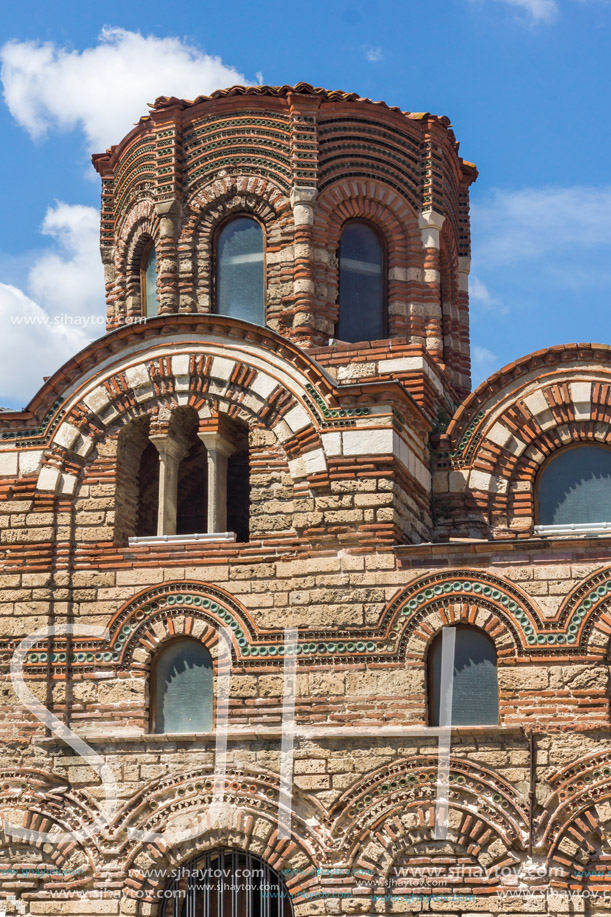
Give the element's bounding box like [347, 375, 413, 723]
[145, 81, 452, 126]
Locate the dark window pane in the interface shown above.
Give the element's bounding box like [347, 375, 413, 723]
[177, 439, 208, 535]
[338, 223, 384, 342]
[217, 218, 265, 325]
[136, 442, 159, 537]
[429, 626, 498, 726]
[154, 639, 213, 734]
[144, 247, 159, 317]
[538, 446, 611, 525]
[160, 849, 294, 917]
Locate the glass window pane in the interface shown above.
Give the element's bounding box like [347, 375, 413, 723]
[538, 446, 611, 525]
[144, 247, 159, 317]
[154, 639, 213, 734]
[217, 218, 265, 326]
[429, 626, 498, 726]
[338, 223, 384, 342]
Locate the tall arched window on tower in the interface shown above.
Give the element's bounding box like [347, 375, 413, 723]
[216, 217, 265, 325]
[429, 625, 498, 726]
[141, 241, 159, 318]
[152, 638, 213, 734]
[337, 222, 385, 343]
[536, 445, 611, 531]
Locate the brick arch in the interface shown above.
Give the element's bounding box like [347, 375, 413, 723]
[113, 584, 244, 670]
[0, 769, 99, 882]
[313, 179, 422, 340]
[35, 337, 330, 495]
[179, 174, 291, 315]
[113, 198, 161, 323]
[437, 357, 611, 537]
[116, 769, 326, 915]
[540, 749, 611, 874]
[330, 755, 527, 869]
[381, 569, 533, 658]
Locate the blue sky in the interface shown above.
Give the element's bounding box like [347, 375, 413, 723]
[1, 0, 611, 407]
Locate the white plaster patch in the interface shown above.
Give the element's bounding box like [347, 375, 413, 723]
[469, 470, 492, 492]
[392, 432, 431, 490]
[321, 432, 342, 456]
[171, 354, 191, 377]
[0, 452, 18, 476]
[272, 420, 292, 443]
[449, 470, 467, 493]
[76, 437, 94, 458]
[54, 422, 80, 451]
[523, 390, 549, 417]
[18, 450, 43, 476]
[210, 356, 235, 383]
[284, 405, 310, 433]
[250, 371, 278, 400]
[37, 465, 60, 492]
[60, 473, 77, 495]
[83, 385, 110, 414]
[302, 448, 326, 475]
[378, 356, 423, 374]
[342, 428, 393, 456]
[570, 381, 592, 420]
[125, 364, 150, 391]
[288, 456, 305, 479]
[336, 362, 376, 381]
[486, 422, 513, 450]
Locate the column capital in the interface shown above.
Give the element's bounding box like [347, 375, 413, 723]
[418, 209, 446, 250]
[198, 432, 236, 458]
[290, 187, 318, 226]
[149, 433, 189, 463]
[155, 198, 181, 218]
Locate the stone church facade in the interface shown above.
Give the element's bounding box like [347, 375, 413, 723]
[1, 83, 610, 916]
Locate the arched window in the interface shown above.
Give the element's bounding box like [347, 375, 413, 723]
[337, 222, 385, 343]
[537, 445, 611, 527]
[160, 849, 294, 917]
[152, 638, 213, 734]
[216, 217, 265, 325]
[141, 241, 159, 318]
[429, 625, 498, 726]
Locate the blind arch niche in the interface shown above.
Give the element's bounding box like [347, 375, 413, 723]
[152, 637, 213, 734]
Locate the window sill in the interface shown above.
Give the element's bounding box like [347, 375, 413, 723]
[533, 522, 611, 536]
[34, 724, 525, 751]
[128, 532, 236, 546]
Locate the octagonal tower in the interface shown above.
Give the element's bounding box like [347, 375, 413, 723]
[92, 83, 477, 406]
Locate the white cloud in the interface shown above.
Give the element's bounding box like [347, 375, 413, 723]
[0, 202, 104, 409]
[0, 283, 88, 408]
[28, 202, 103, 316]
[471, 185, 611, 267]
[496, 0, 558, 21]
[363, 45, 384, 62]
[471, 344, 500, 385]
[469, 273, 508, 312]
[0, 27, 249, 153]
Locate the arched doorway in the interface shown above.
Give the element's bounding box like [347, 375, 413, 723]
[160, 849, 294, 916]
